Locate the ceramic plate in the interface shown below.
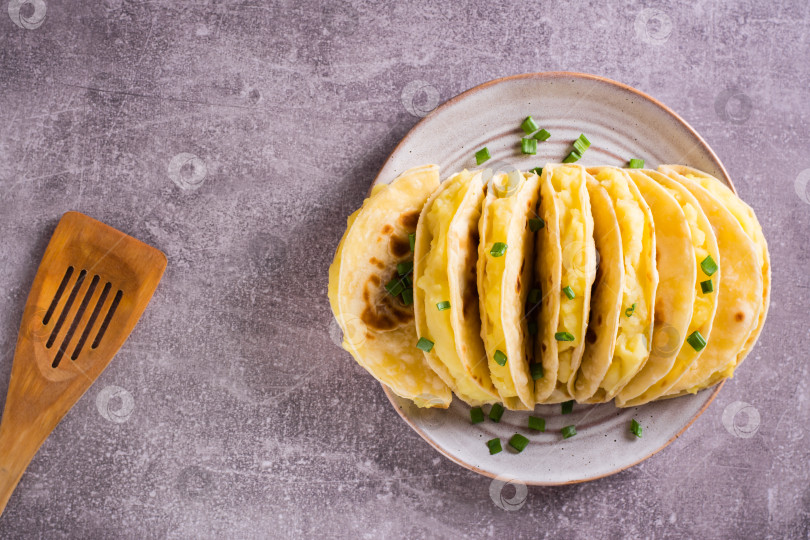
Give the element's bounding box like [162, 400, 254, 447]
[370, 73, 732, 485]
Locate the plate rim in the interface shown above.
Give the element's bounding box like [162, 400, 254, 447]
[372, 71, 732, 485]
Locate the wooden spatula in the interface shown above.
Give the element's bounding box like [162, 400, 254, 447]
[0, 211, 167, 516]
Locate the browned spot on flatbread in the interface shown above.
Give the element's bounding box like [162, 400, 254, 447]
[369, 257, 385, 269]
[735, 312, 746, 322]
[398, 210, 420, 231]
[390, 235, 410, 257]
[381, 224, 393, 234]
[586, 326, 597, 344]
[360, 272, 413, 330]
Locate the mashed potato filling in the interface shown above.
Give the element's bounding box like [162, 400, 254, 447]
[419, 176, 493, 403]
[481, 176, 519, 397]
[550, 166, 587, 384]
[593, 169, 649, 393]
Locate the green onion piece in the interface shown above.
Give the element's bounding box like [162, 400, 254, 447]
[521, 137, 537, 155]
[528, 288, 542, 304]
[528, 321, 538, 336]
[561, 425, 577, 439]
[486, 438, 502, 454]
[409, 233, 415, 252]
[700, 255, 718, 276]
[385, 278, 405, 297]
[686, 330, 707, 352]
[562, 150, 581, 163]
[490, 242, 507, 257]
[400, 288, 413, 306]
[561, 400, 574, 415]
[528, 416, 546, 432]
[562, 286, 575, 299]
[529, 218, 545, 232]
[489, 403, 505, 422]
[404, 275, 413, 286]
[529, 167, 544, 175]
[534, 129, 551, 141]
[436, 300, 451, 311]
[530, 362, 544, 380]
[628, 158, 645, 169]
[700, 279, 714, 294]
[397, 261, 413, 276]
[494, 350, 507, 367]
[508, 433, 529, 453]
[573, 134, 591, 155]
[630, 418, 642, 438]
[625, 303, 636, 317]
[416, 337, 434, 352]
[470, 407, 485, 424]
[521, 116, 539, 134]
[555, 331, 575, 342]
[475, 147, 491, 165]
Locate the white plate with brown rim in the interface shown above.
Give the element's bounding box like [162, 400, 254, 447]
[373, 72, 730, 485]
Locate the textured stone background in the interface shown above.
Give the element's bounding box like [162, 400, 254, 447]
[0, 0, 808, 538]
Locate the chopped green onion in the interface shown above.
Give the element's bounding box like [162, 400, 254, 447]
[528, 321, 538, 336]
[528, 416, 545, 432]
[573, 134, 591, 155]
[521, 116, 539, 134]
[508, 433, 529, 453]
[490, 242, 507, 257]
[700, 255, 718, 276]
[686, 330, 707, 352]
[494, 350, 507, 366]
[529, 167, 544, 175]
[530, 362, 544, 380]
[561, 425, 577, 439]
[630, 419, 642, 438]
[397, 261, 413, 275]
[528, 288, 542, 304]
[562, 286, 575, 300]
[409, 233, 415, 252]
[563, 150, 581, 163]
[628, 158, 645, 169]
[700, 279, 713, 294]
[435, 301, 451, 311]
[555, 331, 575, 342]
[400, 288, 413, 306]
[489, 403, 505, 422]
[404, 275, 413, 286]
[529, 218, 545, 232]
[486, 438, 502, 454]
[416, 337, 434, 352]
[475, 147, 491, 165]
[521, 137, 537, 155]
[470, 407, 485, 424]
[561, 400, 574, 414]
[625, 303, 636, 317]
[534, 129, 551, 141]
[385, 277, 405, 297]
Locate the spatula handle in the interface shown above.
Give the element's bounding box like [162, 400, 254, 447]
[0, 422, 47, 517]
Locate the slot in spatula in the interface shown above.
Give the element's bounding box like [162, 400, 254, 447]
[0, 211, 166, 516]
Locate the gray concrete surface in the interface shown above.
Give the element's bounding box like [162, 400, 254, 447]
[0, 0, 808, 538]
